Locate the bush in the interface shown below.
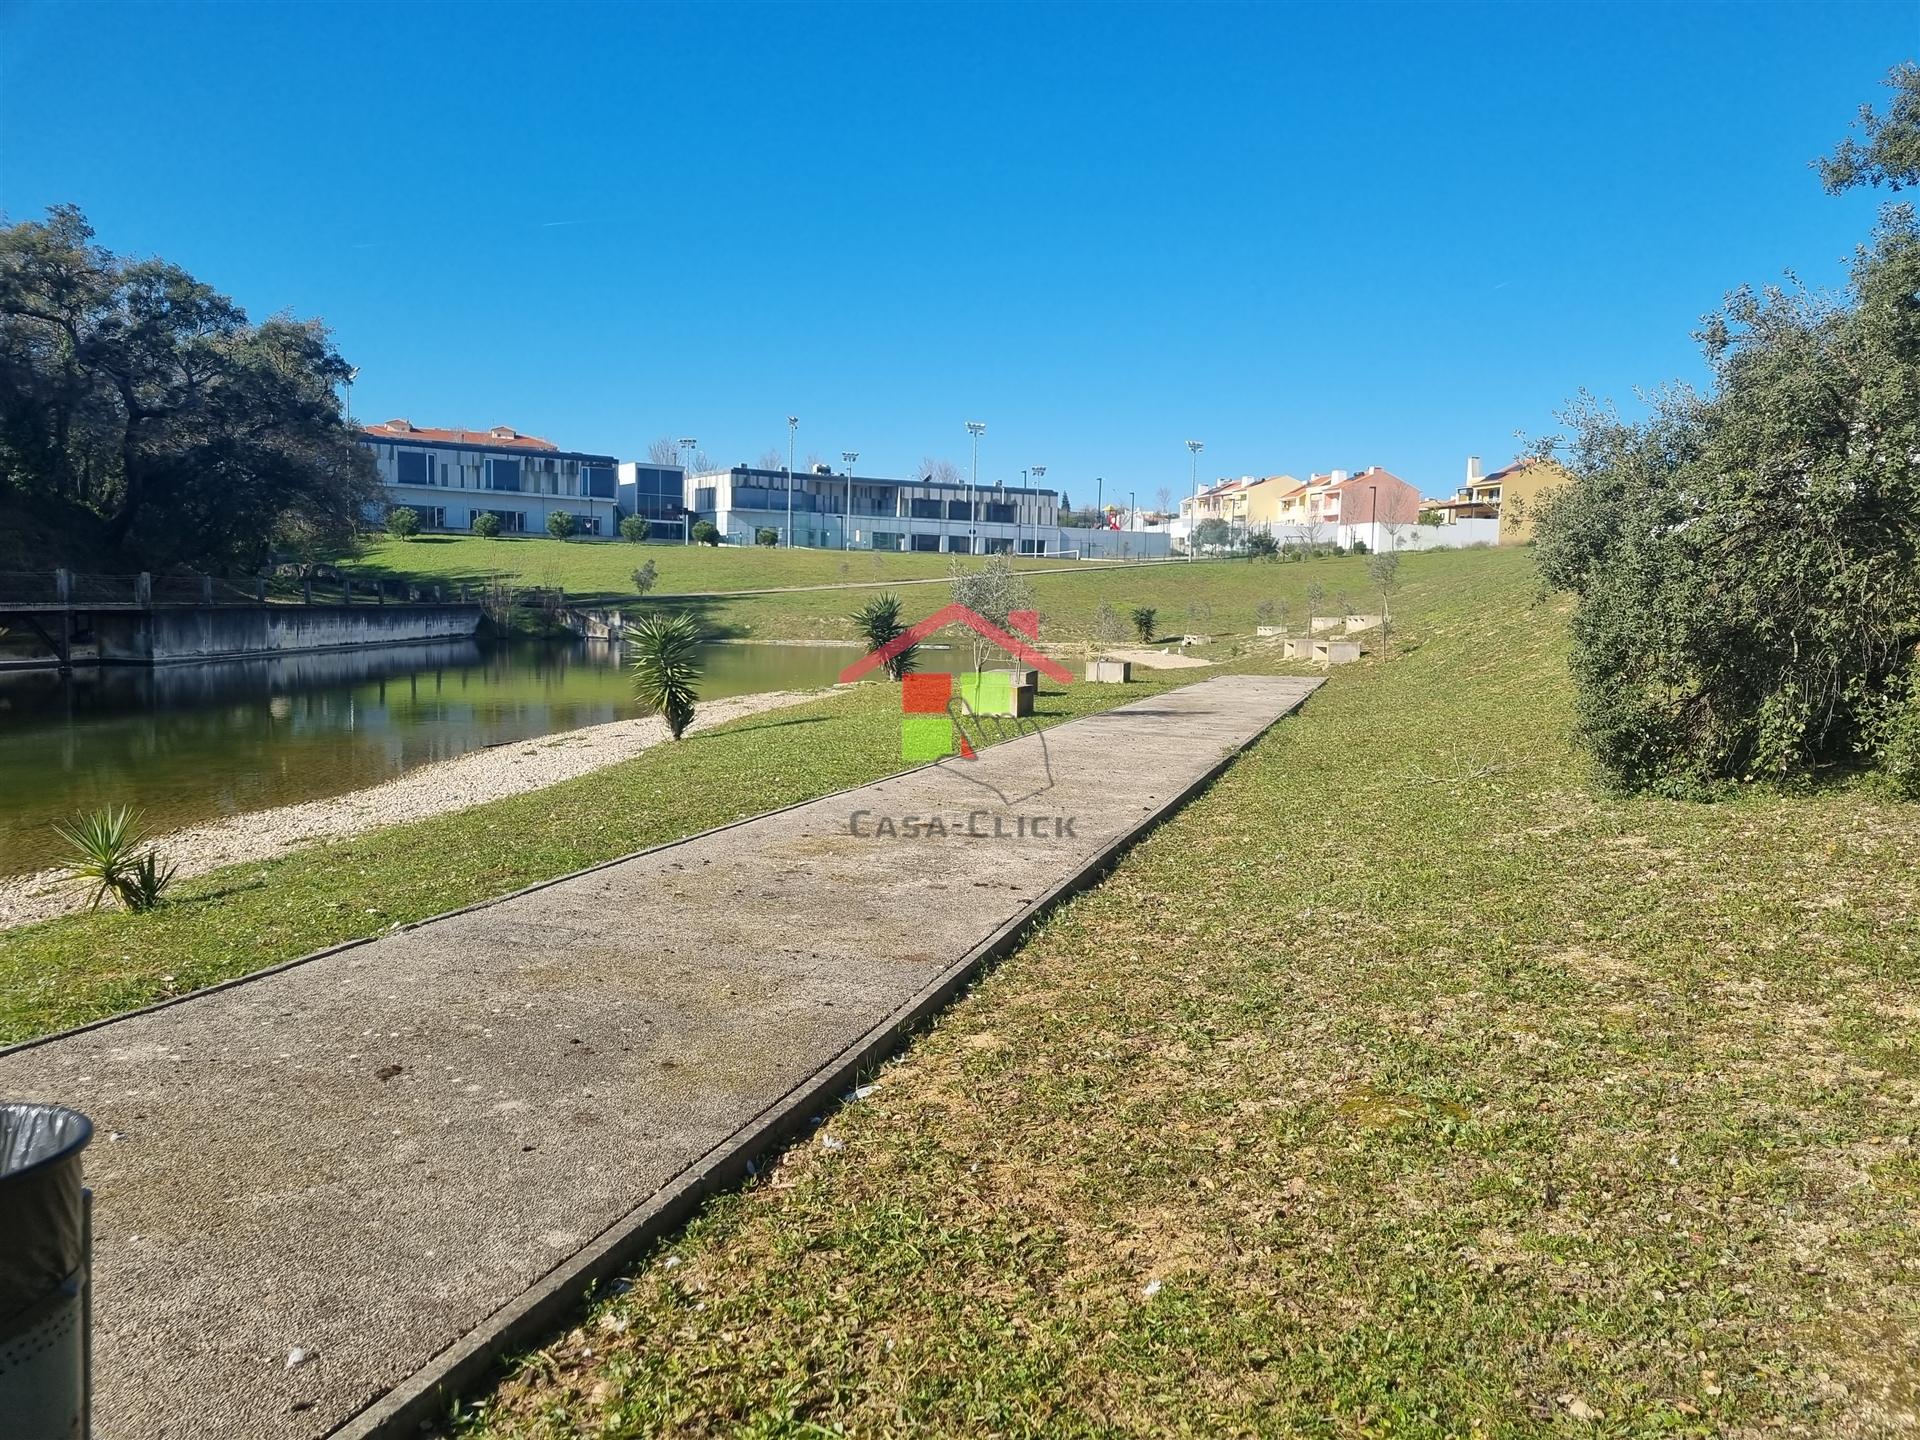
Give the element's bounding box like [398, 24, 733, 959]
[619, 515, 649, 542]
[385, 506, 420, 540]
[850, 592, 918, 679]
[631, 559, 659, 596]
[755, 527, 779, 547]
[1130, 606, 1157, 643]
[692, 520, 721, 547]
[629, 612, 703, 739]
[546, 511, 576, 541]
[52, 806, 176, 912]
[1247, 531, 1279, 561]
[472, 512, 502, 539]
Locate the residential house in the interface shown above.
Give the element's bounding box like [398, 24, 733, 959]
[1432, 456, 1571, 543]
[359, 420, 622, 536]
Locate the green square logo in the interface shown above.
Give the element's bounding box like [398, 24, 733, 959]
[901, 713, 954, 761]
[958, 671, 1012, 714]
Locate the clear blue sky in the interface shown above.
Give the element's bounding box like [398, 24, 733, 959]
[2, 1, 1911, 504]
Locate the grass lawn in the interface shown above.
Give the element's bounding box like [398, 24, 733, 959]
[0, 670, 1197, 1046]
[342, 535, 1102, 602]
[447, 546, 1920, 1438]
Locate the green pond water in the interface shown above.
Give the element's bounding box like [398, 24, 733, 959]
[0, 639, 912, 878]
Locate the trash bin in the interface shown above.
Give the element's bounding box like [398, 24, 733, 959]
[0, 1103, 94, 1440]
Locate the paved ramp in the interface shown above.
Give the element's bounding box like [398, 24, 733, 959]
[0, 674, 1321, 1439]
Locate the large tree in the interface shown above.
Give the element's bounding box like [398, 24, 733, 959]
[0, 206, 379, 570]
[1536, 66, 1920, 793]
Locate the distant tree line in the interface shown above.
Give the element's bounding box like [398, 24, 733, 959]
[0, 206, 380, 571]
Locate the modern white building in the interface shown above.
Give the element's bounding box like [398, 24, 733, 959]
[359, 420, 622, 536]
[684, 464, 1067, 554]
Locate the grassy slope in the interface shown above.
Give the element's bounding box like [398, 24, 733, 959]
[0, 673, 1197, 1045]
[343, 535, 1089, 601]
[452, 546, 1920, 1439]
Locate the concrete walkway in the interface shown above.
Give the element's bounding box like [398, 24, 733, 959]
[0, 674, 1320, 1440]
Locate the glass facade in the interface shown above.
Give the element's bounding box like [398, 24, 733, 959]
[486, 457, 521, 492]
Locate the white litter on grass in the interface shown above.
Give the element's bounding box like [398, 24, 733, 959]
[819, 1135, 845, 1152]
[852, 1084, 877, 1100]
[284, 1347, 311, 1370]
[662, 1256, 682, 1270]
[1141, 1279, 1162, 1299]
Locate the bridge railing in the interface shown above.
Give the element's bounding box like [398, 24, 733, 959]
[0, 570, 477, 608]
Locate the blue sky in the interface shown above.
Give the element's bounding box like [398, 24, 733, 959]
[2, 2, 1910, 504]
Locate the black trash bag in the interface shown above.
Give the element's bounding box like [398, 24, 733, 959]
[0, 1102, 92, 1327]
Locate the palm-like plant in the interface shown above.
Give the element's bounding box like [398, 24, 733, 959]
[850, 592, 918, 680]
[52, 806, 176, 911]
[629, 612, 703, 739]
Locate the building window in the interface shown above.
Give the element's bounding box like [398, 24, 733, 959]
[946, 500, 973, 521]
[909, 497, 942, 520]
[585, 465, 616, 500]
[911, 533, 942, 553]
[476, 508, 525, 533]
[486, 457, 521, 492]
[395, 449, 432, 486]
[984, 502, 1015, 525]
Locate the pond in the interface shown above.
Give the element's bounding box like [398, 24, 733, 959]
[0, 639, 897, 878]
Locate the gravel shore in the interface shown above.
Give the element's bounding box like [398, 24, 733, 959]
[0, 686, 843, 932]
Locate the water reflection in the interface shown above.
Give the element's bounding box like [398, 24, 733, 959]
[0, 639, 859, 876]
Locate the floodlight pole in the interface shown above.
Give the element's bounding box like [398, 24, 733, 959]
[787, 415, 798, 548]
[966, 420, 986, 557]
[1186, 439, 1204, 563]
[842, 451, 858, 550]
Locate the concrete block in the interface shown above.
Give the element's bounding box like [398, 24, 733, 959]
[1312, 640, 1362, 665]
[1180, 634, 1214, 646]
[1344, 613, 1383, 632]
[1084, 659, 1132, 683]
[1310, 615, 1342, 633]
[1283, 637, 1311, 659]
[1255, 625, 1286, 637]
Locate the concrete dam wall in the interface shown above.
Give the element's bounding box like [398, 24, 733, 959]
[94, 604, 484, 665]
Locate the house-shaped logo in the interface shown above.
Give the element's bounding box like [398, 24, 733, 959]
[839, 604, 1073, 800]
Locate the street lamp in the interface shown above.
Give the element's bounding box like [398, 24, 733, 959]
[786, 415, 799, 549]
[966, 420, 986, 556]
[1369, 483, 1378, 555]
[1027, 464, 1045, 557]
[1186, 439, 1204, 563]
[841, 450, 858, 550]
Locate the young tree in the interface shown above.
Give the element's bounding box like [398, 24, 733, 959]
[947, 554, 1033, 670]
[629, 612, 702, 740]
[471, 511, 502, 539]
[850, 592, 919, 679]
[631, 559, 659, 595]
[545, 511, 576, 541]
[1093, 601, 1128, 652]
[385, 505, 420, 540]
[1367, 550, 1402, 652]
[1247, 529, 1279, 561]
[1154, 486, 1173, 517]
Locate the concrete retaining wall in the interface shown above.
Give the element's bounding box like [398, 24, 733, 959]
[94, 605, 484, 665]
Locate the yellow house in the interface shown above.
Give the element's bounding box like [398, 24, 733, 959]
[1435, 456, 1572, 543]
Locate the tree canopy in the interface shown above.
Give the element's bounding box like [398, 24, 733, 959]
[0, 206, 379, 570]
[1536, 67, 1920, 794]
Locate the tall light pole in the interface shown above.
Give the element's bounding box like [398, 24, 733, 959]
[1369, 483, 1378, 556]
[1186, 439, 1204, 563]
[1028, 465, 1045, 557]
[965, 420, 986, 556]
[786, 415, 799, 548]
[841, 450, 858, 550]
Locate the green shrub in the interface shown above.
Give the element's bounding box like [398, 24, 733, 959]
[756, 527, 779, 547]
[1130, 606, 1157, 643]
[629, 613, 703, 739]
[692, 520, 721, 547]
[631, 559, 659, 596]
[546, 511, 576, 541]
[850, 592, 918, 679]
[472, 512, 502, 539]
[619, 515, 649, 542]
[51, 806, 176, 912]
[385, 506, 420, 540]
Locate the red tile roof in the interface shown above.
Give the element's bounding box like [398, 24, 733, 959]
[364, 419, 559, 452]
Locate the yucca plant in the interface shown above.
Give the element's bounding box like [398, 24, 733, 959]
[629, 612, 703, 740]
[52, 806, 175, 911]
[850, 592, 918, 680]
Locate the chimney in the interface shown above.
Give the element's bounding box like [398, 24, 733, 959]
[1466, 455, 1482, 484]
[1329, 469, 1348, 485]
